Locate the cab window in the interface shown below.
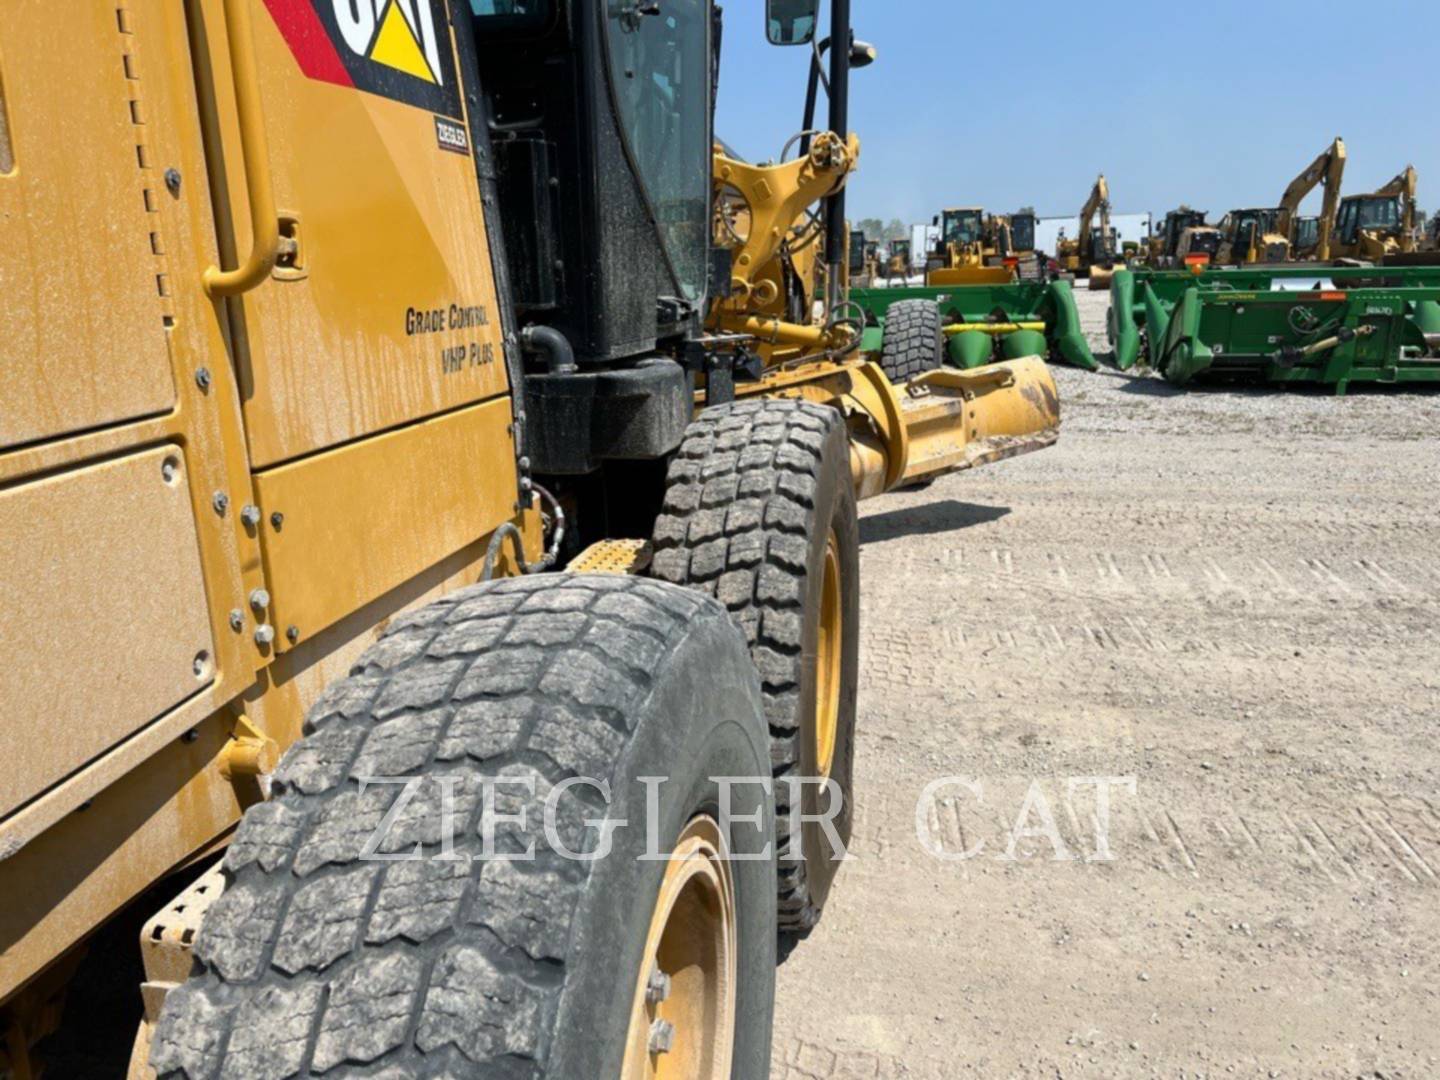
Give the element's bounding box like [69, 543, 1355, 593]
[604, 0, 711, 301]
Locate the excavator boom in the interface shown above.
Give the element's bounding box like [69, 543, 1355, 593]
[1277, 136, 1345, 260]
[1077, 174, 1109, 263]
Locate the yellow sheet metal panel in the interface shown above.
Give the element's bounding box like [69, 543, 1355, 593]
[254, 397, 518, 647]
[0, 4, 176, 450]
[209, 0, 508, 467]
[0, 445, 214, 818]
[0, 709, 243, 1004]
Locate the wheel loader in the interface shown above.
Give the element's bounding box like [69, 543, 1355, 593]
[0, 1, 1058, 1076]
[883, 237, 912, 284]
[924, 207, 1014, 285]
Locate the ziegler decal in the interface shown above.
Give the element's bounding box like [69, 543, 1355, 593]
[264, 0, 462, 119]
[434, 115, 470, 155]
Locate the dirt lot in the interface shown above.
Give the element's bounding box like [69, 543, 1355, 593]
[770, 289, 1440, 1078]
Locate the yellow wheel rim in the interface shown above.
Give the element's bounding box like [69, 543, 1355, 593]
[813, 529, 843, 780]
[621, 816, 737, 1080]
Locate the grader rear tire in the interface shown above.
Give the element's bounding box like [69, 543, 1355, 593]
[150, 575, 776, 1079]
[880, 299, 943, 383]
[651, 401, 859, 933]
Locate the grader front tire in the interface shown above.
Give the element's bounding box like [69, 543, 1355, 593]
[151, 575, 777, 1079]
[651, 401, 860, 933]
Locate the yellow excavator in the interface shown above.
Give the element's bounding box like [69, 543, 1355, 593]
[1330, 165, 1420, 260]
[1218, 136, 1345, 264]
[1057, 174, 1119, 286]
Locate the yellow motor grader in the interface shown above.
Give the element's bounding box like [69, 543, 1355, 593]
[0, 1, 1057, 1076]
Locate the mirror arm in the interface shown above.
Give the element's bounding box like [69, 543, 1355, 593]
[799, 35, 832, 157]
[822, 0, 850, 315]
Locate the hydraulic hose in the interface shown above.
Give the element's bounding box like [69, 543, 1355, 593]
[481, 482, 565, 581]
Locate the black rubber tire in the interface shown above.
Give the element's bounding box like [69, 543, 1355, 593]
[650, 401, 859, 933]
[151, 575, 776, 1078]
[880, 298, 943, 384]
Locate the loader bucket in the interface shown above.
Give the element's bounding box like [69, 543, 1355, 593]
[927, 265, 1016, 286]
[1088, 264, 1118, 291]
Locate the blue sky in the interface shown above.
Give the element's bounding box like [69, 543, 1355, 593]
[716, 0, 1439, 222]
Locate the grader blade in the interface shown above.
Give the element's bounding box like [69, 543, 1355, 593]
[842, 357, 1060, 499]
[898, 358, 1061, 484]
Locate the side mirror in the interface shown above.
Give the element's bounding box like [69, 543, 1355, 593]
[932, 215, 939, 226]
[766, 0, 819, 45]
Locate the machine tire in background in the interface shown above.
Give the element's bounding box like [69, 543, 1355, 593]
[880, 299, 944, 383]
[150, 575, 776, 1079]
[651, 401, 860, 933]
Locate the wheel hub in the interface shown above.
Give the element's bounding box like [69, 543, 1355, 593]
[621, 815, 737, 1079]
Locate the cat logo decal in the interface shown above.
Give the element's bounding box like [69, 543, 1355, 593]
[263, 0, 462, 119]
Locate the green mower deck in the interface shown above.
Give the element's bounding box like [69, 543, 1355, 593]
[851, 280, 1098, 371]
[1106, 266, 1440, 393]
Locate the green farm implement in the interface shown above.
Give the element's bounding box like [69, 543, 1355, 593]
[852, 280, 1098, 371]
[1107, 266, 1440, 393]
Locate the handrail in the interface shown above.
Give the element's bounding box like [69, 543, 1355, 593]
[203, 0, 279, 297]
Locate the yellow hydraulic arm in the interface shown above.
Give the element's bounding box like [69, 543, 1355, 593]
[1077, 174, 1109, 264]
[711, 132, 860, 355]
[1278, 136, 1345, 260]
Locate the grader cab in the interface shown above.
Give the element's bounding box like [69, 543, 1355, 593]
[0, 1, 1057, 1075]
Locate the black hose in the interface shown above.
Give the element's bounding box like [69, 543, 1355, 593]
[521, 324, 576, 374]
[481, 482, 565, 581]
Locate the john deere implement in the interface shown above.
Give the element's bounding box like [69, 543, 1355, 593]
[851, 280, 1099, 371]
[1107, 266, 1440, 393]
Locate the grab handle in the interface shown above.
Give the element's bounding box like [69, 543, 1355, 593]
[203, 0, 279, 297]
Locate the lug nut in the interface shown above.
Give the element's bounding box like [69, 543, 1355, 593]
[240, 504, 261, 527]
[212, 491, 229, 515]
[249, 588, 270, 612]
[194, 367, 211, 391]
[164, 167, 182, 195]
[228, 609, 244, 632]
[645, 969, 672, 1004]
[286, 625, 300, 644]
[254, 624, 276, 646]
[647, 1019, 675, 1054]
[270, 511, 285, 530]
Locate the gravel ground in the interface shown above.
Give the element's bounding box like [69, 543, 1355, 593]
[770, 288, 1440, 1078]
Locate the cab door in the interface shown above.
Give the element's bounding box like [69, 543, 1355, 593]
[199, 0, 518, 647]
